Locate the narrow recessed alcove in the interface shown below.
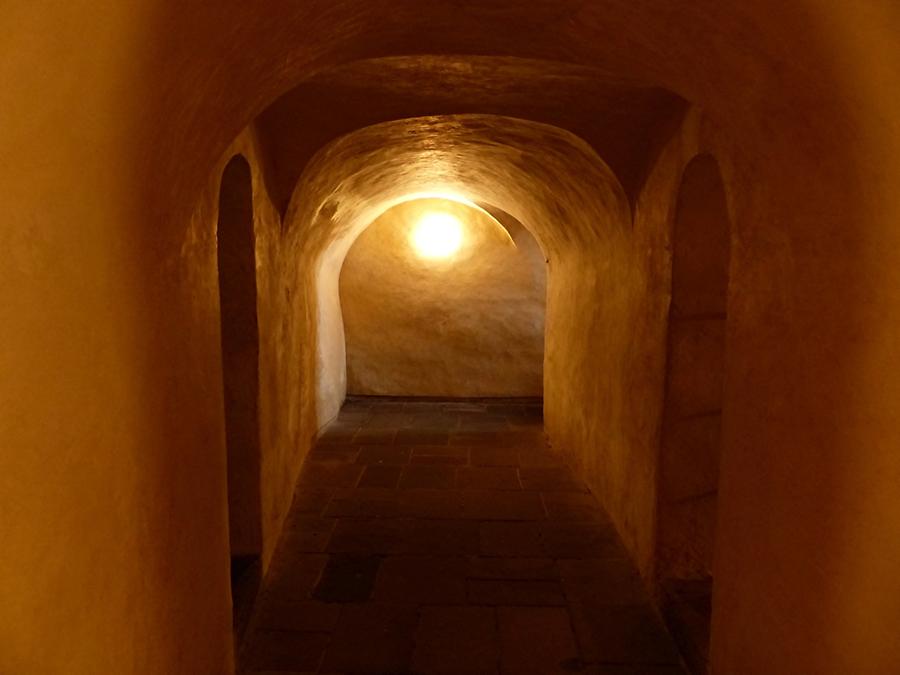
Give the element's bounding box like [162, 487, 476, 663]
[340, 197, 546, 398]
[216, 155, 263, 643]
[656, 153, 732, 674]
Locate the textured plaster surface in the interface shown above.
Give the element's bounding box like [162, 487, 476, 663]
[281, 115, 630, 432]
[191, 130, 304, 580]
[3, 2, 900, 674]
[217, 156, 262, 558]
[239, 399, 686, 675]
[256, 55, 685, 209]
[341, 198, 546, 397]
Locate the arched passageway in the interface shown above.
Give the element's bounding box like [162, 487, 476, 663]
[656, 154, 732, 673]
[216, 155, 263, 638]
[229, 110, 677, 670]
[228, 105, 691, 670]
[243, 399, 684, 674]
[339, 197, 546, 398]
[4, 3, 900, 675]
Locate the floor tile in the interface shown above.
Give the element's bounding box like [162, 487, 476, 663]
[374, 556, 467, 604]
[517, 449, 563, 468]
[497, 607, 580, 674]
[312, 554, 381, 603]
[242, 630, 328, 672]
[541, 492, 607, 520]
[306, 445, 359, 464]
[363, 412, 409, 428]
[326, 518, 407, 555]
[581, 666, 687, 675]
[468, 579, 566, 606]
[558, 558, 649, 606]
[399, 518, 480, 556]
[412, 606, 499, 675]
[458, 467, 522, 490]
[461, 490, 546, 520]
[243, 400, 685, 675]
[357, 464, 403, 488]
[264, 553, 328, 601]
[469, 447, 520, 467]
[297, 462, 364, 489]
[539, 521, 627, 559]
[455, 413, 511, 431]
[289, 488, 335, 516]
[401, 488, 465, 519]
[479, 521, 545, 557]
[395, 429, 451, 445]
[519, 467, 586, 492]
[399, 464, 457, 489]
[318, 426, 359, 444]
[353, 427, 398, 445]
[321, 603, 418, 674]
[254, 600, 341, 632]
[411, 445, 470, 465]
[356, 445, 411, 465]
[505, 430, 549, 448]
[569, 603, 681, 665]
[404, 412, 460, 430]
[279, 516, 336, 553]
[324, 488, 401, 518]
[467, 557, 559, 581]
[450, 431, 504, 446]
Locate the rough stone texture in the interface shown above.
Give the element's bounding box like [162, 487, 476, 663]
[656, 154, 730, 585]
[239, 400, 684, 675]
[255, 56, 685, 210]
[3, 2, 900, 675]
[218, 155, 263, 558]
[341, 198, 546, 397]
[282, 115, 630, 432]
[206, 130, 307, 575]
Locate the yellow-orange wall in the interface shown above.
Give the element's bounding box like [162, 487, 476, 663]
[2, 2, 900, 674]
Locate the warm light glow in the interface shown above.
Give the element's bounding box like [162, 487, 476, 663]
[410, 212, 463, 258]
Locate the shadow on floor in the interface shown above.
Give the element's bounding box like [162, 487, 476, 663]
[239, 397, 687, 674]
[661, 577, 712, 675]
[231, 554, 262, 647]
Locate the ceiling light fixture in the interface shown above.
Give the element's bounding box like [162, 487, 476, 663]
[410, 212, 463, 259]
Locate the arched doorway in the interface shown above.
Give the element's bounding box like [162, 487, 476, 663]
[656, 154, 731, 673]
[338, 197, 546, 399]
[217, 155, 262, 640]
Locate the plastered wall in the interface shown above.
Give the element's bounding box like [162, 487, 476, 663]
[206, 132, 316, 575]
[217, 155, 263, 558]
[341, 198, 546, 397]
[281, 117, 631, 436]
[3, 2, 900, 674]
[656, 154, 730, 582]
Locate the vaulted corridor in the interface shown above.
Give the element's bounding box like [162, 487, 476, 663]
[4, 3, 900, 675]
[241, 399, 685, 674]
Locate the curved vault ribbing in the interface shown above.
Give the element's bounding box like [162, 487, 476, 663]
[254, 55, 685, 211]
[278, 114, 631, 424]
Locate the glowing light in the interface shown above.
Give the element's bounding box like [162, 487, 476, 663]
[410, 212, 463, 259]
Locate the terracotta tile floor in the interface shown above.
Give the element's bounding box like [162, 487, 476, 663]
[240, 398, 686, 675]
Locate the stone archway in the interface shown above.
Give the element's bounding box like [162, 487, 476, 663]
[216, 154, 263, 639]
[338, 197, 547, 398]
[656, 153, 731, 673]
